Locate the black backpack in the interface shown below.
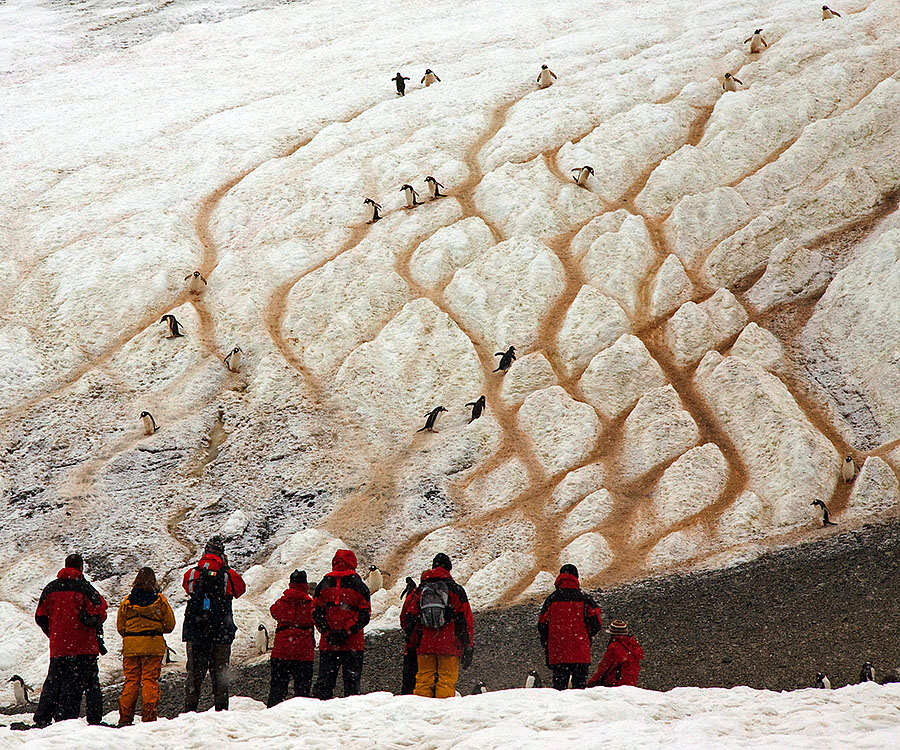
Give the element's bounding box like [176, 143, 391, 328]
[419, 580, 451, 629]
[189, 565, 227, 631]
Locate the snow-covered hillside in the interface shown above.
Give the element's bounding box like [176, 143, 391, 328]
[1, 0, 900, 692]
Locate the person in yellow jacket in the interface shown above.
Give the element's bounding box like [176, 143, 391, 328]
[117, 567, 176, 725]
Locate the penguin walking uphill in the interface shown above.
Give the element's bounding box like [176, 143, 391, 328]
[160, 314, 185, 338]
[822, 6, 841, 20]
[185, 270, 207, 294]
[723, 73, 744, 92]
[393, 72, 410, 96]
[401, 184, 421, 208]
[417, 405, 447, 433]
[365, 565, 391, 594]
[140, 411, 159, 436]
[364, 198, 383, 223]
[571, 166, 594, 187]
[744, 29, 768, 54]
[8, 675, 33, 706]
[424, 176, 445, 200]
[494, 346, 516, 373]
[811, 499, 837, 527]
[537, 64, 557, 89]
[224, 346, 242, 373]
[421, 69, 441, 87]
[841, 455, 856, 483]
[466, 395, 486, 423]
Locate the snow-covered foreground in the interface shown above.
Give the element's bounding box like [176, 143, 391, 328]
[3, 685, 900, 749]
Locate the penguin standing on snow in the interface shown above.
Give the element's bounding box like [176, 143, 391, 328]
[571, 166, 594, 186]
[537, 64, 557, 89]
[401, 184, 421, 208]
[185, 270, 207, 294]
[494, 346, 516, 373]
[417, 406, 447, 433]
[814, 672, 832, 689]
[471, 681, 488, 695]
[364, 198, 383, 223]
[224, 346, 242, 373]
[859, 662, 876, 683]
[744, 29, 768, 53]
[140, 411, 159, 435]
[842, 455, 857, 483]
[525, 670, 543, 689]
[812, 499, 837, 527]
[723, 73, 744, 91]
[424, 176, 445, 200]
[365, 565, 391, 594]
[421, 69, 441, 87]
[822, 6, 841, 20]
[7, 675, 32, 706]
[393, 72, 410, 96]
[465, 395, 486, 423]
[160, 314, 185, 338]
[400, 576, 417, 601]
[255, 624, 269, 655]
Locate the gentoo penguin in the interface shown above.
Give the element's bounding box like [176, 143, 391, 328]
[470, 681, 487, 695]
[165, 645, 178, 664]
[537, 64, 557, 89]
[859, 662, 876, 683]
[842, 455, 856, 483]
[400, 576, 417, 601]
[255, 624, 269, 655]
[465, 395, 486, 423]
[424, 176, 445, 199]
[421, 69, 441, 87]
[140, 411, 159, 435]
[744, 29, 768, 54]
[393, 72, 410, 96]
[723, 73, 744, 91]
[364, 198, 383, 223]
[814, 672, 832, 689]
[822, 5, 841, 20]
[8, 675, 32, 706]
[417, 405, 447, 433]
[185, 270, 207, 294]
[494, 346, 516, 373]
[811, 499, 837, 527]
[160, 314, 185, 338]
[365, 565, 391, 593]
[224, 346, 242, 373]
[570, 165, 594, 186]
[525, 670, 543, 689]
[401, 183, 420, 208]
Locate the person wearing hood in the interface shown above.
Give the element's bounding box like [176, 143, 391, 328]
[32, 553, 108, 727]
[587, 620, 644, 687]
[537, 564, 602, 690]
[267, 569, 315, 706]
[116, 567, 175, 725]
[182, 536, 246, 712]
[312, 549, 371, 699]
[402, 553, 474, 698]
[398, 575, 420, 694]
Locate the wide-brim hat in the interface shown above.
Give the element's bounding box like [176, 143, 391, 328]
[607, 619, 630, 635]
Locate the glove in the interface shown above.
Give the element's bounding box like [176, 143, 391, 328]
[326, 630, 349, 647]
[461, 647, 474, 670]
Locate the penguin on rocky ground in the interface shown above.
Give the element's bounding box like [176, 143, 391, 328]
[224, 346, 242, 373]
[822, 6, 841, 19]
[744, 29, 768, 53]
[160, 314, 185, 338]
[859, 662, 876, 683]
[842, 455, 856, 483]
[8, 676, 32, 706]
[525, 670, 543, 689]
[471, 681, 487, 695]
[537, 64, 557, 89]
[814, 672, 832, 689]
[393, 72, 410, 96]
[571, 166, 594, 186]
[424, 176, 445, 199]
[185, 270, 207, 294]
[400, 576, 417, 601]
[466, 395, 486, 423]
[141, 411, 159, 435]
[364, 198, 383, 223]
[255, 624, 269, 655]
[723, 73, 744, 91]
[365, 565, 391, 593]
[417, 406, 447, 432]
[401, 184, 421, 208]
[811, 499, 837, 527]
[494, 346, 516, 373]
[421, 69, 441, 87]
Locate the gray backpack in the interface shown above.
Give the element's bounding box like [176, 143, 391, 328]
[419, 580, 451, 629]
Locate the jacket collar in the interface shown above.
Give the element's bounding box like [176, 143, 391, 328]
[57, 567, 84, 580]
[286, 583, 310, 596]
[554, 573, 581, 589]
[422, 567, 453, 582]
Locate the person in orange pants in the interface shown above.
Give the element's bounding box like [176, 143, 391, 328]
[117, 567, 176, 725]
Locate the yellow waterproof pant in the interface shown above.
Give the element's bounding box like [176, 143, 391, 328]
[118, 654, 163, 723]
[414, 654, 460, 698]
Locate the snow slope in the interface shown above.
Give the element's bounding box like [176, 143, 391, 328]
[1, 0, 900, 692]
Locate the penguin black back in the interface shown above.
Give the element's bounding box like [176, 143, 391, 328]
[465, 395, 486, 422]
[494, 346, 516, 372]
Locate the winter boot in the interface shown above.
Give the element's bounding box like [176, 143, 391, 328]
[141, 704, 158, 722]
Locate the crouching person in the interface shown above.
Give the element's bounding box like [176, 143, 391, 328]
[268, 569, 315, 706]
[587, 620, 644, 687]
[117, 567, 175, 725]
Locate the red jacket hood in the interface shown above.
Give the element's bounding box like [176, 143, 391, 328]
[614, 635, 644, 659]
[286, 583, 310, 596]
[196, 552, 225, 570]
[57, 567, 85, 580]
[554, 573, 581, 589]
[332, 549, 358, 571]
[422, 567, 453, 582]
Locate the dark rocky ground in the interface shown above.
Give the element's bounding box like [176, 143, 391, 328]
[4, 520, 900, 722]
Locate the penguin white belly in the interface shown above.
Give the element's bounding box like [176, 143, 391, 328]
[750, 38, 764, 53]
[255, 629, 268, 654]
[13, 682, 26, 706]
[404, 188, 416, 207]
[227, 351, 242, 372]
[424, 73, 436, 86]
[538, 70, 553, 88]
[525, 674, 535, 689]
[724, 78, 737, 92]
[142, 415, 155, 435]
[367, 570, 383, 593]
[576, 168, 589, 185]
[842, 460, 855, 482]
[822, 9, 834, 19]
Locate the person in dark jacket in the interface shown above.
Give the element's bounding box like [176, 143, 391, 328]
[587, 620, 644, 687]
[182, 536, 246, 712]
[267, 569, 315, 706]
[537, 564, 602, 690]
[33, 553, 108, 727]
[312, 549, 371, 699]
[399, 576, 420, 695]
[401, 553, 474, 698]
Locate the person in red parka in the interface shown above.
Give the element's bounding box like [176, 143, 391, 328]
[538, 564, 602, 690]
[401, 553, 474, 698]
[267, 569, 315, 706]
[587, 620, 644, 687]
[32, 553, 108, 727]
[312, 549, 371, 699]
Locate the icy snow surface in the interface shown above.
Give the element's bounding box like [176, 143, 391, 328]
[2, 0, 900, 691]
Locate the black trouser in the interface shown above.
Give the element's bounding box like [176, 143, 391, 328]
[313, 650, 363, 699]
[400, 650, 418, 695]
[184, 642, 232, 711]
[551, 663, 589, 690]
[34, 655, 102, 726]
[267, 658, 313, 707]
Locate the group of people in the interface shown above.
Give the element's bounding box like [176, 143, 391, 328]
[23, 538, 642, 728]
